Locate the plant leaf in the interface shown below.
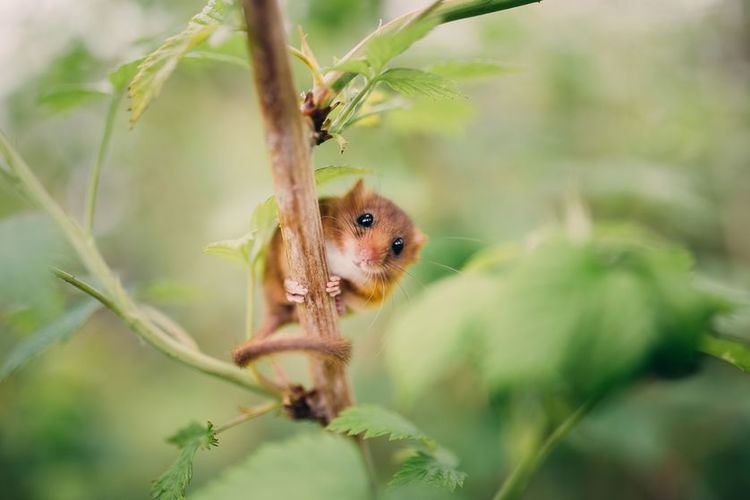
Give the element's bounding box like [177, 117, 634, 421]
[191, 433, 369, 500]
[109, 58, 145, 93]
[1, 300, 100, 380]
[389, 449, 467, 492]
[427, 60, 518, 80]
[379, 68, 463, 100]
[366, 18, 438, 72]
[203, 231, 256, 266]
[328, 404, 428, 442]
[151, 421, 218, 500]
[314, 166, 373, 186]
[332, 58, 372, 77]
[37, 85, 110, 113]
[699, 335, 750, 373]
[128, 0, 229, 126]
[183, 50, 248, 67]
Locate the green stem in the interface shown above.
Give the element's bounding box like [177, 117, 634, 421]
[214, 401, 279, 434]
[319, 0, 541, 107]
[493, 396, 598, 500]
[329, 79, 376, 134]
[85, 93, 121, 233]
[1, 132, 276, 398]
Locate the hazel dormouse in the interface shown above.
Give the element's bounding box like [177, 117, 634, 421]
[233, 180, 427, 367]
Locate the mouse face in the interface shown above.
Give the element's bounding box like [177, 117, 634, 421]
[323, 180, 427, 286]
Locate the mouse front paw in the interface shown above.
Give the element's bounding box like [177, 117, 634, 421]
[284, 278, 308, 304]
[325, 275, 342, 297]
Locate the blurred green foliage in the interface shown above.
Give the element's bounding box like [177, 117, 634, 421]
[2, 0, 750, 499]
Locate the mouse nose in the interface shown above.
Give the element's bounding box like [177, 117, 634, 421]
[355, 246, 378, 265]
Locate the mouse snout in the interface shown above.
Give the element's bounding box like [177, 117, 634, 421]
[354, 245, 379, 266]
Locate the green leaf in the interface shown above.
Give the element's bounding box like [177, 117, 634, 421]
[332, 58, 372, 77]
[379, 68, 463, 100]
[390, 449, 467, 492]
[37, 85, 110, 113]
[385, 273, 500, 402]
[191, 433, 369, 500]
[151, 421, 218, 500]
[1, 300, 100, 380]
[183, 50, 248, 67]
[427, 60, 518, 80]
[203, 231, 256, 266]
[366, 18, 438, 72]
[166, 421, 218, 448]
[109, 58, 145, 93]
[699, 335, 750, 373]
[314, 166, 373, 186]
[328, 404, 428, 442]
[205, 167, 369, 267]
[129, 0, 229, 126]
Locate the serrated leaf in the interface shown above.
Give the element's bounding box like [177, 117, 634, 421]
[166, 421, 218, 448]
[390, 449, 467, 492]
[328, 404, 427, 442]
[191, 433, 368, 500]
[109, 58, 145, 93]
[332, 58, 372, 77]
[1, 300, 100, 380]
[37, 85, 110, 113]
[129, 0, 229, 126]
[314, 166, 373, 186]
[331, 133, 348, 153]
[203, 231, 256, 266]
[379, 68, 463, 100]
[183, 50, 248, 67]
[151, 422, 217, 500]
[366, 18, 438, 72]
[427, 60, 518, 80]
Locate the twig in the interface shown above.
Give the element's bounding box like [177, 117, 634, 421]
[318, 0, 542, 107]
[85, 93, 121, 233]
[241, 0, 354, 421]
[1, 132, 275, 397]
[214, 401, 280, 434]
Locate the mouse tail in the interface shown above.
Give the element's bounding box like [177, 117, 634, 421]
[233, 336, 351, 366]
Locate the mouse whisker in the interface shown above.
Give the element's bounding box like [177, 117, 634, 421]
[427, 260, 463, 275]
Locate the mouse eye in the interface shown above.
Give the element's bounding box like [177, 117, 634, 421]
[356, 213, 374, 227]
[391, 237, 405, 255]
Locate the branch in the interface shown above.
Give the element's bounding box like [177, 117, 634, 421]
[84, 92, 121, 233]
[241, 0, 354, 421]
[318, 0, 541, 107]
[0, 132, 275, 397]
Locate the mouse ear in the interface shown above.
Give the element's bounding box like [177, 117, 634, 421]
[345, 178, 367, 200]
[413, 228, 428, 247]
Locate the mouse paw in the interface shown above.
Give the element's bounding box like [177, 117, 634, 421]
[284, 278, 308, 304]
[334, 294, 346, 316]
[325, 275, 342, 297]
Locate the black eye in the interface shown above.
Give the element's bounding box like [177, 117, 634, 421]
[391, 237, 405, 255]
[356, 213, 374, 227]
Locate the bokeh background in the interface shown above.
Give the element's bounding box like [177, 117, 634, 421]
[2, 0, 750, 498]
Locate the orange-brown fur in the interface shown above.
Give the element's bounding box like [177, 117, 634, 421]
[232, 180, 427, 367]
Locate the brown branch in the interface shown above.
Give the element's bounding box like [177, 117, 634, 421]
[241, 0, 354, 422]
